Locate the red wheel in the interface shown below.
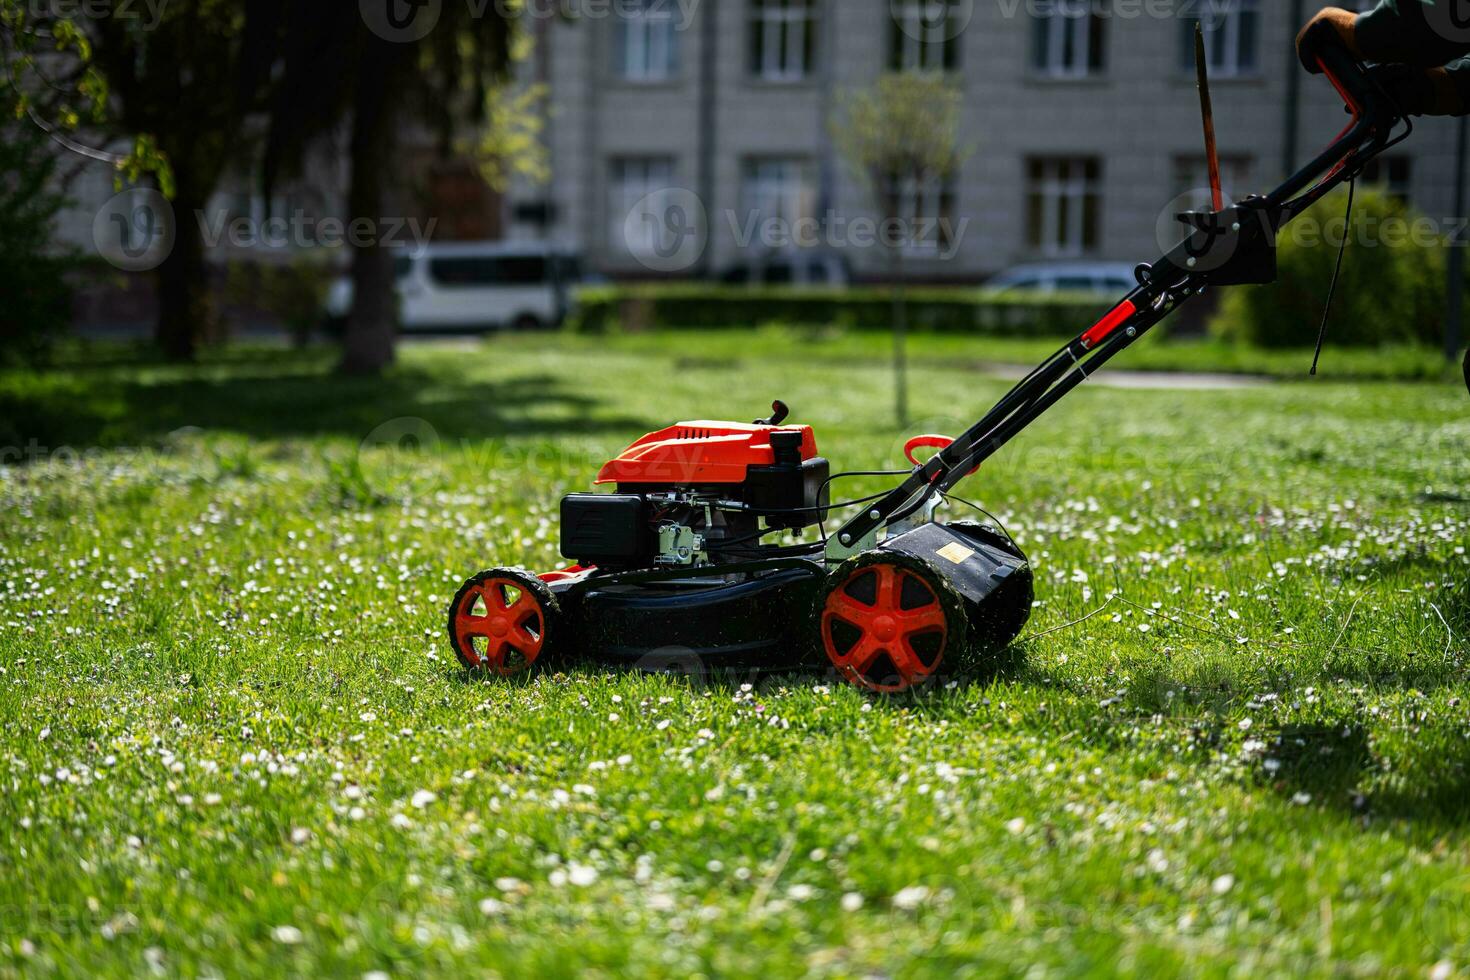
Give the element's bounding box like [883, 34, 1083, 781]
[447, 569, 558, 675]
[818, 555, 965, 693]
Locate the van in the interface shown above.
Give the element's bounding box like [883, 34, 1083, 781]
[325, 241, 584, 332]
[986, 262, 1138, 297]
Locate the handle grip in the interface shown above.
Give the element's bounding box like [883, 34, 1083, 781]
[1304, 20, 1371, 117]
[904, 435, 980, 476]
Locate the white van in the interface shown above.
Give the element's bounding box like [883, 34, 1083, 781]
[326, 241, 584, 332]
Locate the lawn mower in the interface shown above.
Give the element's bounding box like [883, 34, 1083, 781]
[448, 33, 1412, 692]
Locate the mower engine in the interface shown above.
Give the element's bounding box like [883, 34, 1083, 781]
[560, 415, 830, 570]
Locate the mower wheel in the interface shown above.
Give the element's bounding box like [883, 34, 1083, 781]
[447, 568, 560, 675]
[816, 551, 968, 693]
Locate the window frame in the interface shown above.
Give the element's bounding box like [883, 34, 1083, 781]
[612, 0, 680, 82]
[748, 0, 819, 82]
[1179, 0, 1261, 79]
[739, 156, 817, 238]
[1031, 0, 1106, 78]
[1171, 154, 1255, 211]
[889, 0, 961, 73]
[607, 156, 680, 259]
[1025, 156, 1102, 259]
[882, 169, 959, 257]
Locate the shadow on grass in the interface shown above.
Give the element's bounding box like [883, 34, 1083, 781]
[0, 351, 650, 452]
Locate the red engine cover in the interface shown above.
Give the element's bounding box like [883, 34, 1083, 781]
[596, 422, 819, 486]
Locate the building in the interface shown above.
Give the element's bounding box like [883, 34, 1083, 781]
[507, 0, 1466, 283]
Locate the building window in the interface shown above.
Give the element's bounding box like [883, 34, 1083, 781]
[740, 157, 816, 233]
[1031, 0, 1105, 77]
[613, 0, 679, 81]
[890, 0, 960, 72]
[1026, 157, 1101, 257]
[1179, 0, 1260, 78]
[749, 0, 818, 81]
[882, 171, 957, 255]
[609, 157, 678, 257]
[1171, 155, 1254, 211]
[1362, 156, 1412, 204]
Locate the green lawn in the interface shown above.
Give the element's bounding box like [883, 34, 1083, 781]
[1, 334, 1467, 977]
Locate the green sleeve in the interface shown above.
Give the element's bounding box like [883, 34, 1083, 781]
[1356, 0, 1470, 68]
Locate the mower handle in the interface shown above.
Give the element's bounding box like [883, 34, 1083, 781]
[828, 36, 1410, 556]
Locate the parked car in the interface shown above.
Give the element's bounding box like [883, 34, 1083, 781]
[325, 241, 584, 332]
[986, 262, 1137, 297]
[719, 249, 852, 287]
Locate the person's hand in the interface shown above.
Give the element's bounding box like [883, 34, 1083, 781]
[1296, 7, 1361, 74]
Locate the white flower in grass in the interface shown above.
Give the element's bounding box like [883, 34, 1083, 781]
[290, 827, 311, 844]
[272, 925, 304, 945]
[568, 863, 598, 887]
[841, 892, 864, 912]
[478, 897, 506, 916]
[892, 886, 930, 910]
[1211, 874, 1235, 895]
[1005, 817, 1027, 836]
[410, 789, 437, 809]
[494, 877, 524, 893]
[787, 884, 815, 902]
[391, 813, 413, 829]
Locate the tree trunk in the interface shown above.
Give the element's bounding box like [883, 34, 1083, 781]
[340, 56, 399, 377]
[154, 188, 210, 362]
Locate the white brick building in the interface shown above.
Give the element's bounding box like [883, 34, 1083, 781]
[507, 0, 1467, 282]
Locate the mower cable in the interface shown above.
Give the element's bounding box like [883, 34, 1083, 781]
[1310, 177, 1356, 376]
[940, 491, 1020, 551]
[1019, 595, 1119, 643]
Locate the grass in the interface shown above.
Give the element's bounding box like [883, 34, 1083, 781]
[0, 333, 1467, 977]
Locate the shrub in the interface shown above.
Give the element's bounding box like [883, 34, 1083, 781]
[1211, 187, 1447, 348]
[567, 284, 1111, 338]
[224, 257, 335, 346]
[0, 118, 77, 364]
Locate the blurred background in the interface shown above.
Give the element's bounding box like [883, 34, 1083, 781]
[1, 0, 1466, 381]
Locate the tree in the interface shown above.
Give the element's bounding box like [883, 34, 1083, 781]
[1212, 187, 1447, 349]
[0, 114, 75, 363]
[263, 4, 519, 375]
[831, 73, 969, 427]
[2, 0, 287, 361]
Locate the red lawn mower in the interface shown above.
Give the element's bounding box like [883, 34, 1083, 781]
[448, 33, 1412, 692]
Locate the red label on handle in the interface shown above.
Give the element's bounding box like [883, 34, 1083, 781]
[1081, 300, 1137, 349]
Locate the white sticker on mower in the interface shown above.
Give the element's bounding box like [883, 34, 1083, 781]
[937, 543, 975, 565]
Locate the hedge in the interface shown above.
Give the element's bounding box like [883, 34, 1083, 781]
[1211, 187, 1450, 349]
[566, 284, 1113, 337]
